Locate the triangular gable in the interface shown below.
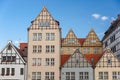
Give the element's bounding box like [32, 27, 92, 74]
[0, 41, 25, 64]
[62, 49, 91, 68]
[83, 29, 102, 46]
[62, 29, 81, 46]
[28, 6, 59, 30]
[96, 48, 120, 67]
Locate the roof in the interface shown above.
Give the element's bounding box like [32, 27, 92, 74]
[19, 43, 28, 57]
[78, 38, 86, 45]
[102, 14, 120, 41]
[84, 53, 103, 68]
[61, 54, 71, 67]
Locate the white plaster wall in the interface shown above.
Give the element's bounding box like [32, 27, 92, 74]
[61, 67, 93, 80]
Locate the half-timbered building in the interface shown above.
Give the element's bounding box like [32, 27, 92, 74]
[0, 41, 26, 80]
[95, 48, 120, 80]
[102, 14, 120, 58]
[61, 49, 93, 80]
[61, 29, 102, 55]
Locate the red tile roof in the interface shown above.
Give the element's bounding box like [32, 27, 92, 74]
[20, 43, 28, 50]
[61, 54, 71, 67]
[84, 54, 103, 68]
[19, 43, 28, 57]
[78, 38, 86, 45]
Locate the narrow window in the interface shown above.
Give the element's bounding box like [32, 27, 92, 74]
[11, 68, 15, 75]
[1, 68, 5, 75]
[6, 68, 10, 75]
[51, 33, 55, 40]
[20, 68, 24, 75]
[33, 33, 37, 41]
[51, 58, 55, 66]
[38, 45, 42, 53]
[46, 33, 50, 40]
[37, 72, 41, 80]
[32, 72, 36, 80]
[46, 58, 49, 66]
[33, 45, 37, 53]
[51, 45, 55, 53]
[38, 33, 42, 41]
[46, 45, 50, 53]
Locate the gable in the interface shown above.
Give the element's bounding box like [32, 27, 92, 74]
[83, 29, 102, 47]
[0, 41, 25, 64]
[28, 6, 59, 30]
[62, 49, 91, 68]
[96, 48, 120, 67]
[62, 29, 81, 46]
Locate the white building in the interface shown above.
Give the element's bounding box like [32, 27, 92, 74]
[102, 14, 120, 58]
[61, 49, 94, 80]
[0, 41, 27, 80]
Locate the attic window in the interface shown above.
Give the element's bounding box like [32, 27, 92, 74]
[76, 59, 79, 64]
[39, 22, 50, 27]
[89, 40, 96, 43]
[68, 39, 74, 44]
[108, 57, 111, 64]
[7, 45, 11, 50]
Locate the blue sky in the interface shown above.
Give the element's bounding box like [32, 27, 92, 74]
[0, 0, 120, 50]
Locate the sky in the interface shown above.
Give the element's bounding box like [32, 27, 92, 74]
[0, 0, 120, 50]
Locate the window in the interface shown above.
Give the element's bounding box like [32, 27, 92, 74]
[38, 45, 42, 53]
[51, 58, 55, 66]
[33, 45, 37, 53]
[33, 33, 37, 41]
[1, 68, 5, 75]
[108, 56, 111, 64]
[38, 33, 42, 41]
[99, 72, 108, 80]
[51, 33, 55, 40]
[50, 72, 54, 80]
[39, 22, 50, 27]
[105, 41, 108, 48]
[12, 56, 16, 61]
[110, 35, 115, 43]
[68, 39, 74, 44]
[111, 46, 116, 53]
[66, 72, 75, 80]
[7, 56, 11, 61]
[79, 72, 89, 80]
[46, 33, 55, 40]
[46, 58, 49, 66]
[38, 58, 42, 66]
[32, 58, 36, 66]
[6, 68, 10, 75]
[32, 72, 41, 80]
[51, 45, 55, 53]
[46, 45, 50, 53]
[20, 68, 24, 75]
[11, 68, 15, 75]
[46, 33, 50, 40]
[83, 48, 90, 53]
[7, 45, 11, 50]
[94, 48, 99, 53]
[45, 72, 49, 80]
[112, 72, 120, 80]
[66, 72, 70, 80]
[2, 56, 6, 61]
[32, 72, 36, 80]
[37, 72, 41, 80]
[33, 33, 42, 41]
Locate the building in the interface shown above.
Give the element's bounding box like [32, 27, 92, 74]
[102, 14, 120, 58]
[61, 28, 102, 55]
[27, 7, 61, 80]
[61, 49, 94, 80]
[0, 41, 27, 80]
[95, 48, 120, 80]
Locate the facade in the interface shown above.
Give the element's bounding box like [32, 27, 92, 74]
[102, 14, 120, 58]
[61, 49, 94, 80]
[27, 7, 61, 80]
[95, 48, 120, 80]
[61, 29, 102, 54]
[0, 41, 26, 80]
